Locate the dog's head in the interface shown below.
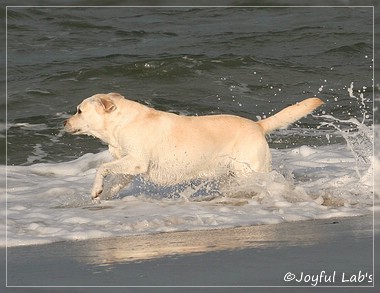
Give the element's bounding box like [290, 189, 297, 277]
[64, 93, 123, 140]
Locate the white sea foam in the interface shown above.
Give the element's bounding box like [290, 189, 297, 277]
[3, 82, 376, 247]
[3, 123, 375, 247]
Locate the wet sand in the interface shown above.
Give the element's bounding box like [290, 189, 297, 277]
[2, 214, 378, 291]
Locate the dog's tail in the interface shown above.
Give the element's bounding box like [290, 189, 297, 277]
[257, 97, 324, 134]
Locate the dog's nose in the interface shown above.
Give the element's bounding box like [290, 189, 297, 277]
[63, 120, 67, 126]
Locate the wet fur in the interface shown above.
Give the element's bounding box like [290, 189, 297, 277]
[64, 93, 323, 200]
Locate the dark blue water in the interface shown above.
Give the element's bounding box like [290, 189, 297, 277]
[4, 6, 374, 165]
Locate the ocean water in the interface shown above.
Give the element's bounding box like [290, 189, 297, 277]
[3, 6, 375, 247]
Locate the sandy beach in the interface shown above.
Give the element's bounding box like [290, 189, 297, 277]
[2, 214, 378, 291]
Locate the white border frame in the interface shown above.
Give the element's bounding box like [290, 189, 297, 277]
[5, 4, 375, 288]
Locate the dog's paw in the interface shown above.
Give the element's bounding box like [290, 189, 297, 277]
[91, 197, 101, 204]
[91, 186, 103, 201]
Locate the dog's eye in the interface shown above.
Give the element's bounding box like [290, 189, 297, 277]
[77, 109, 82, 114]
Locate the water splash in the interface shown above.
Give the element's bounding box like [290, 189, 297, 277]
[316, 82, 373, 180]
[116, 82, 374, 208]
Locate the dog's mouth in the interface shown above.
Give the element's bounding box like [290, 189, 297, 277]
[63, 120, 97, 139]
[64, 126, 83, 135]
[71, 128, 90, 136]
[71, 129, 82, 135]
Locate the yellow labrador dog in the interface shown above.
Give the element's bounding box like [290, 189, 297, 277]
[64, 93, 323, 200]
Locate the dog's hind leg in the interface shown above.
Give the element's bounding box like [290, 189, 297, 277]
[99, 174, 133, 200]
[109, 174, 132, 198]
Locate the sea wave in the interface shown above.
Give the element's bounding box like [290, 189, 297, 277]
[3, 121, 374, 247]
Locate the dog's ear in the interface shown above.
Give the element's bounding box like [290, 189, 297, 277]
[99, 96, 117, 113]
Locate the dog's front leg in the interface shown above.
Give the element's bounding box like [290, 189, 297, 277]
[91, 166, 111, 200]
[91, 156, 148, 201]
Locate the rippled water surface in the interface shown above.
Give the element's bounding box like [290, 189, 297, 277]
[5, 6, 373, 165]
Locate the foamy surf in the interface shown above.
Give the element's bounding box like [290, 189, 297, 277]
[4, 81, 375, 248]
[3, 123, 374, 247]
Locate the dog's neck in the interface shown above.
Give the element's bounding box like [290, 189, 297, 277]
[88, 127, 118, 148]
